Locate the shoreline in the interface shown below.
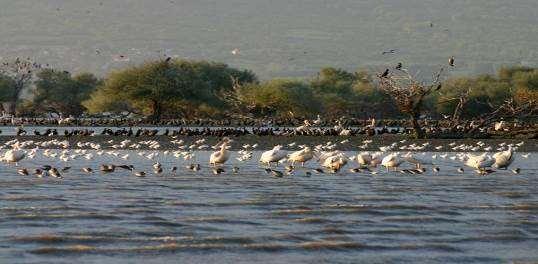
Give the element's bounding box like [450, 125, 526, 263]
[1, 135, 537, 152]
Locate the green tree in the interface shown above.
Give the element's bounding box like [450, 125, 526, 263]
[33, 70, 100, 116]
[0, 73, 15, 102]
[83, 59, 256, 120]
[236, 79, 320, 117]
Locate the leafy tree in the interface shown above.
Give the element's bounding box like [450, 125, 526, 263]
[236, 79, 320, 117]
[0, 73, 15, 102]
[510, 69, 538, 105]
[32, 70, 100, 116]
[83, 59, 256, 120]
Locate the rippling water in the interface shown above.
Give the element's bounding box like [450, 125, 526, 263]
[1, 150, 537, 263]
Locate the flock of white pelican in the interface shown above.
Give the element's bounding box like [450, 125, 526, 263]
[0, 136, 527, 179]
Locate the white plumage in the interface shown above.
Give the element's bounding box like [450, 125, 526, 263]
[260, 145, 287, 166]
[465, 153, 494, 170]
[2, 149, 26, 164]
[381, 153, 403, 171]
[288, 147, 314, 166]
[322, 153, 348, 172]
[493, 147, 514, 169]
[356, 152, 372, 166]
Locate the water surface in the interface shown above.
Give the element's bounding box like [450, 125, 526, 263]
[1, 151, 537, 263]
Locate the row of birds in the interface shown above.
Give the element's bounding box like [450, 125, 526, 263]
[1, 136, 523, 179]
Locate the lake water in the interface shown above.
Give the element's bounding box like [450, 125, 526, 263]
[1, 150, 537, 263]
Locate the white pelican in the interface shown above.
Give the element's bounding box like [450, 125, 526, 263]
[322, 153, 348, 173]
[465, 153, 495, 172]
[381, 153, 403, 171]
[209, 138, 232, 166]
[288, 147, 314, 166]
[2, 148, 26, 165]
[356, 152, 372, 166]
[260, 145, 287, 166]
[493, 147, 514, 169]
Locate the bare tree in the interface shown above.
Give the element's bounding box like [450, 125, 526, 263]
[466, 98, 537, 134]
[0, 57, 42, 115]
[378, 67, 444, 138]
[436, 87, 472, 126]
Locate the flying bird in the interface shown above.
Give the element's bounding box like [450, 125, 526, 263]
[382, 49, 396, 55]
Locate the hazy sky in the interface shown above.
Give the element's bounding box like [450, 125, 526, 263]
[0, 0, 537, 79]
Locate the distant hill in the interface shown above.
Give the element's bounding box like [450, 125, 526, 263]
[0, 0, 536, 79]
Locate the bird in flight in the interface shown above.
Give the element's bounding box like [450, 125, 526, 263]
[449, 56, 455, 67]
[382, 49, 397, 55]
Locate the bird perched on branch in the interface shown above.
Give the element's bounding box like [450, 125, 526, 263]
[380, 68, 390, 78]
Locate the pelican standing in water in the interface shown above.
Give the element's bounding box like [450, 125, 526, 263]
[322, 153, 348, 173]
[381, 153, 403, 172]
[260, 145, 287, 167]
[465, 153, 495, 174]
[288, 147, 314, 166]
[209, 138, 232, 166]
[493, 147, 514, 169]
[2, 144, 26, 166]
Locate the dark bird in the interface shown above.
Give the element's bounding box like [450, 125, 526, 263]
[313, 168, 325, 174]
[270, 169, 284, 178]
[380, 68, 390, 78]
[457, 167, 464, 173]
[117, 165, 134, 171]
[34, 169, 47, 178]
[187, 163, 201, 171]
[382, 49, 396, 55]
[61, 166, 71, 172]
[349, 167, 361, 173]
[476, 169, 496, 175]
[17, 168, 29, 176]
[435, 83, 442, 91]
[134, 171, 146, 177]
[100, 164, 116, 173]
[395, 62, 402, 70]
[171, 166, 178, 173]
[154, 167, 163, 174]
[433, 167, 440, 173]
[212, 167, 225, 175]
[50, 168, 62, 179]
[449, 56, 455, 67]
[165, 57, 172, 62]
[285, 165, 294, 173]
[82, 167, 93, 173]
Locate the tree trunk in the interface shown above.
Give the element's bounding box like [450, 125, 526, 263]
[5, 101, 17, 116]
[150, 100, 162, 121]
[410, 113, 425, 139]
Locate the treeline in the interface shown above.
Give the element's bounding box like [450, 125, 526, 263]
[0, 58, 536, 120]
